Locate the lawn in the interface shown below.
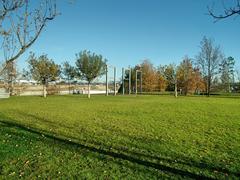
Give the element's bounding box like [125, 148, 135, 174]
[0, 95, 239, 179]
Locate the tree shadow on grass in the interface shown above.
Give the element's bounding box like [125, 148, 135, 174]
[1, 110, 239, 179]
[97, 124, 240, 178]
[0, 119, 216, 179]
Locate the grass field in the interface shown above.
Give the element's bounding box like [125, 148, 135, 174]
[0, 95, 240, 179]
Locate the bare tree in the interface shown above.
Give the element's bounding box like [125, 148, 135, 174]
[208, 0, 240, 21]
[0, 0, 58, 77]
[0, 0, 24, 28]
[196, 37, 223, 96]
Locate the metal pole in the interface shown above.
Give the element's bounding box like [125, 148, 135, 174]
[129, 69, 131, 95]
[122, 68, 124, 95]
[135, 70, 138, 95]
[140, 71, 142, 94]
[106, 64, 108, 96]
[114, 67, 116, 96]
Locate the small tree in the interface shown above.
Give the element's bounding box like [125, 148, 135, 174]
[155, 68, 167, 92]
[28, 53, 61, 98]
[177, 57, 194, 95]
[75, 50, 106, 98]
[160, 64, 178, 97]
[0, 61, 17, 95]
[140, 60, 158, 92]
[62, 61, 76, 94]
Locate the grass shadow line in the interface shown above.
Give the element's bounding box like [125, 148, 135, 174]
[97, 124, 240, 177]
[0, 119, 215, 179]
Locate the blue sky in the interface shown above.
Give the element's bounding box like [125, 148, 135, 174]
[16, 0, 240, 73]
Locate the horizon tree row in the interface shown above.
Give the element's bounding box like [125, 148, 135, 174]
[0, 37, 239, 97]
[23, 50, 107, 98]
[121, 36, 238, 96]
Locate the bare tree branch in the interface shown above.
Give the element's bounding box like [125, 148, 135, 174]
[0, 0, 58, 77]
[0, 0, 24, 23]
[208, 0, 240, 21]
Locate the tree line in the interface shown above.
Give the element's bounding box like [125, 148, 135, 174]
[20, 50, 106, 98]
[122, 36, 238, 96]
[1, 36, 239, 98]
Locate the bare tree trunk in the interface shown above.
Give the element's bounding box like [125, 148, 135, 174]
[68, 77, 71, 95]
[207, 76, 211, 97]
[10, 78, 14, 96]
[174, 82, 178, 98]
[8, 72, 14, 96]
[88, 83, 91, 98]
[228, 81, 231, 93]
[43, 84, 47, 98]
[204, 81, 208, 96]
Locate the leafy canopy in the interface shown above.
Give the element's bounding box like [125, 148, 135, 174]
[75, 50, 107, 83]
[28, 53, 61, 84]
[62, 61, 76, 80]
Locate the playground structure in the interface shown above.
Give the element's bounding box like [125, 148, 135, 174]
[105, 65, 142, 96]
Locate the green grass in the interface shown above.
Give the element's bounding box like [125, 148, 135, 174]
[0, 95, 240, 179]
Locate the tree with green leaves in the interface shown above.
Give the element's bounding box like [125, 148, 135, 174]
[28, 53, 61, 98]
[196, 37, 223, 96]
[75, 50, 106, 98]
[62, 61, 76, 94]
[219, 56, 235, 92]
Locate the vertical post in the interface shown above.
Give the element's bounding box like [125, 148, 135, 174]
[122, 68, 125, 95]
[140, 71, 142, 94]
[106, 64, 108, 96]
[114, 67, 116, 96]
[129, 69, 131, 95]
[135, 70, 138, 95]
[175, 78, 178, 98]
[88, 83, 91, 98]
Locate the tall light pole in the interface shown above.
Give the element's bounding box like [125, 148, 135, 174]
[122, 68, 125, 95]
[106, 64, 108, 96]
[128, 69, 131, 95]
[106, 65, 117, 96]
[114, 66, 116, 96]
[140, 71, 143, 94]
[123, 68, 131, 95]
[135, 70, 138, 95]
